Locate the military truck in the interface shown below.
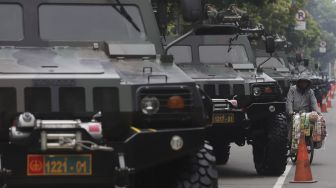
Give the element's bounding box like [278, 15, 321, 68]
[0, 0, 218, 187]
[166, 22, 288, 175]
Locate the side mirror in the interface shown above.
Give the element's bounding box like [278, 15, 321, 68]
[180, 0, 202, 22]
[304, 59, 309, 67]
[265, 36, 275, 54]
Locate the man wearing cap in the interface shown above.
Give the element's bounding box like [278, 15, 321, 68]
[286, 73, 321, 115]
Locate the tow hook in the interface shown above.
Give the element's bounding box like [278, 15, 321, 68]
[114, 153, 133, 188]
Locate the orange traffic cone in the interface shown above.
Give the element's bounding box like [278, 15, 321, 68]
[327, 92, 332, 108]
[321, 95, 328, 113]
[290, 132, 317, 183]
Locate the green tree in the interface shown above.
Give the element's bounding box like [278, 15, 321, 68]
[306, 0, 336, 71]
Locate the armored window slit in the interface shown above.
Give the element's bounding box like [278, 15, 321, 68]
[93, 87, 119, 112]
[24, 87, 51, 112]
[59, 87, 85, 113]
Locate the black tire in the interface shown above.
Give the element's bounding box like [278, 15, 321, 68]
[252, 113, 288, 176]
[132, 142, 218, 188]
[176, 142, 218, 188]
[214, 144, 230, 165]
[307, 136, 314, 164]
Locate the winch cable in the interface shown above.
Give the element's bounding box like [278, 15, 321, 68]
[61, 137, 114, 152]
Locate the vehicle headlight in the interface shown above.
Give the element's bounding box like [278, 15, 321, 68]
[253, 87, 262, 96]
[141, 96, 160, 115]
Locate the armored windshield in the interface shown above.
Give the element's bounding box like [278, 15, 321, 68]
[256, 57, 285, 68]
[39, 5, 146, 42]
[167, 46, 192, 63]
[199, 45, 249, 64]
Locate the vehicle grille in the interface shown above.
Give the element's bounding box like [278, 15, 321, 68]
[18, 87, 119, 113]
[203, 84, 216, 98]
[25, 87, 52, 112]
[233, 84, 244, 96]
[203, 84, 231, 99]
[93, 87, 119, 112]
[59, 87, 86, 113]
[219, 84, 230, 98]
[0, 88, 16, 112]
[252, 83, 280, 98]
[137, 86, 194, 125]
[138, 87, 193, 114]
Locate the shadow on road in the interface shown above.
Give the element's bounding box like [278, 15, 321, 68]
[217, 165, 259, 178]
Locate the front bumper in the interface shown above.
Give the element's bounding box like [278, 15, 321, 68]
[246, 102, 286, 121]
[207, 110, 248, 143]
[0, 127, 204, 186]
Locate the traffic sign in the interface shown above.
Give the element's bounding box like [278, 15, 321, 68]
[296, 10, 306, 21]
[295, 10, 306, 30]
[320, 41, 327, 48]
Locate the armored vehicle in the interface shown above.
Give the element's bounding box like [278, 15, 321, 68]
[255, 49, 292, 97]
[166, 23, 288, 175]
[0, 0, 218, 187]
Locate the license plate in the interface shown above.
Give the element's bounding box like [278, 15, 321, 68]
[27, 154, 92, 176]
[212, 113, 235, 124]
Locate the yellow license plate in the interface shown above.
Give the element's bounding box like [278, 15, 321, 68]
[27, 154, 92, 176]
[212, 113, 235, 124]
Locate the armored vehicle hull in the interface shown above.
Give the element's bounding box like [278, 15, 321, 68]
[167, 25, 288, 176]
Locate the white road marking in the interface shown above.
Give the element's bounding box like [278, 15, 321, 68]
[273, 164, 293, 188]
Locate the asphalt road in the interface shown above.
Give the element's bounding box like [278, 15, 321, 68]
[218, 99, 335, 188]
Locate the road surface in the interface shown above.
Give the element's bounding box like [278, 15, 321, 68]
[218, 99, 335, 188]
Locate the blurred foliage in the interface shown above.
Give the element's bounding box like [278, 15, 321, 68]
[206, 0, 320, 57]
[161, 0, 336, 70]
[306, 0, 336, 70]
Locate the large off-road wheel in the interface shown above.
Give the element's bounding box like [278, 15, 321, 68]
[132, 142, 218, 188]
[176, 142, 218, 188]
[214, 144, 230, 165]
[252, 113, 288, 176]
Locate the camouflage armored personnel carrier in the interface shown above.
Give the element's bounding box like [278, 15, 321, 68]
[0, 0, 218, 187]
[166, 18, 288, 175]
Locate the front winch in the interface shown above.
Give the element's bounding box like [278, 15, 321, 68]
[41, 131, 82, 151]
[17, 112, 35, 129]
[9, 112, 113, 152]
